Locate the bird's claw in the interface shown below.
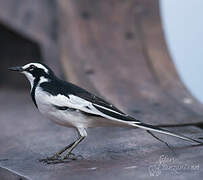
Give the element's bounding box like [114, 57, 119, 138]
[39, 154, 63, 164]
[39, 153, 83, 164]
[63, 152, 83, 160]
[40, 158, 71, 164]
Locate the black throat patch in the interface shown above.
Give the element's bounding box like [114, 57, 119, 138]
[31, 77, 40, 108]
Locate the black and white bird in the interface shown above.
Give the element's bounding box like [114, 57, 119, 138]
[8, 63, 202, 163]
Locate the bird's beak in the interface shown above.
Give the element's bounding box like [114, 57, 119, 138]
[8, 66, 24, 72]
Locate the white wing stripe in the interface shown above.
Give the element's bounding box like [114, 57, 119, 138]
[92, 104, 127, 116]
[45, 94, 138, 125]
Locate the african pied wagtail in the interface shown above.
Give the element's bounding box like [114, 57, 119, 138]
[9, 63, 202, 163]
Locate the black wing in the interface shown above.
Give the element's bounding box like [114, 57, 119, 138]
[41, 79, 140, 123]
[66, 82, 140, 123]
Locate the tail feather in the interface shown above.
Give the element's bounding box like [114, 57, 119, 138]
[132, 122, 202, 144]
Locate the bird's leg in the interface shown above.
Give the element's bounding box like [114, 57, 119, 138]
[63, 127, 87, 160]
[63, 136, 85, 160]
[54, 141, 76, 157]
[39, 141, 75, 162]
[43, 141, 76, 161]
[39, 128, 87, 163]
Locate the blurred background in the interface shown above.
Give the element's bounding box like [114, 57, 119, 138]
[0, 0, 202, 104]
[161, 0, 203, 104]
[0, 1, 203, 179]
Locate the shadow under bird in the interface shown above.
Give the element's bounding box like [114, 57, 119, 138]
[8, 63, 202, 163]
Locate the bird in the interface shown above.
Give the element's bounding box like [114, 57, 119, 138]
[8, 62, 202, 163]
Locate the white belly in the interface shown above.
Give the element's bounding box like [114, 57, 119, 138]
[35, 87, 80, 127]
[34, 87, 101, 128]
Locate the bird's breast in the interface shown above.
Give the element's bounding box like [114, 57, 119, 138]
[34, 87, 93, 128]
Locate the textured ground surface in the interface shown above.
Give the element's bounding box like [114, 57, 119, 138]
[0, 89, 203, 180]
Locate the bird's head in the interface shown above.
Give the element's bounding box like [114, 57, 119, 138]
[8, 63, 54, 88]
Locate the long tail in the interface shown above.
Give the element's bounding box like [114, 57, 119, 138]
[131, 122, 202, 144]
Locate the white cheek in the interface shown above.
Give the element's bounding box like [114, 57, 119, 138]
[39, 76, 49, 84]
[22, 71, 34, 89]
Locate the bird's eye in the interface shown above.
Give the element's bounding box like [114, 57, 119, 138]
[29, 65, 35, 71]
[27, 65, 35, 72]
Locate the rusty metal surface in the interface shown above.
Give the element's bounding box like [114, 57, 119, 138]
[0, 0, 203, 180]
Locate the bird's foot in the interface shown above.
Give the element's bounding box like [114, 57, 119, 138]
[41, 153, 61, 161]
[40, 158, 71, 164]
[39, 153, 83, 164]
[63, 152, 84, 161]
[39, 154, 65, 164]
